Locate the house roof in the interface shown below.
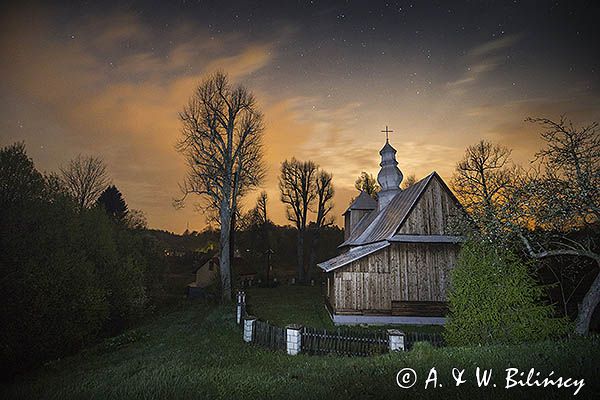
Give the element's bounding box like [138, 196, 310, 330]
[193, 253, 218, 273]
[194, 255, 257, 276]
[317, 241, 390, 272]
[341, 172, 434, 247]
[343, 191, 377, 215]
[389, 234, 466, 243]
[340, 172, 461, 248]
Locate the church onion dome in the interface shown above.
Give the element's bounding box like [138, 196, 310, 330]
[377, 138, 403, 210]
[379, 140, 396, 155]
[343, 191, 377, 215]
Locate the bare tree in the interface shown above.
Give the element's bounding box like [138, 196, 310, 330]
[452, 140, 516, 213]
[450, 140, 520, 242]
[252, 191, 271, 254]
[60, 155, 109, 211]
[251, 190, 269, 226]
[279, 158, 317, 282]
[176, 71, 265, 301]
[354, 171, 379, 200]
[239, 191, 271, 245]
[308, 169, 335, 281]
[125, 209, 148, 230]
[517, 116, 599, 335]
[401, 173, 417, 189]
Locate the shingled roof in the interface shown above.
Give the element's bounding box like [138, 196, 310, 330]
[340, 172, 454, 247]
[343, 191, 377, 215]
[317, 241, 390, 272]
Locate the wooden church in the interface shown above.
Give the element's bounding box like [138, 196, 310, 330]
[318, 132, 464, 325]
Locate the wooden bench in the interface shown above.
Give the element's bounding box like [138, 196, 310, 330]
[391, 301, 448, 317]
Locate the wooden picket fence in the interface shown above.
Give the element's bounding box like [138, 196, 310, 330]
[238, 292, 445, 356]
[301, 327, 388, 356]
[251, 320, 286, 351]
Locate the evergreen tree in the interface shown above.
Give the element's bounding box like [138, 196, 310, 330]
[97, 185, 128, 222]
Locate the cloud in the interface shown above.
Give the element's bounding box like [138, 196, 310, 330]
[463, 91, 600, 164]
[446, 34, 520, 90]
[0, 7, 277, 232]
[469, 34, 521, 57]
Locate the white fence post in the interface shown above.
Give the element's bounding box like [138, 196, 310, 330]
[243, 316, 256, 343]
[236, 291, 246, 325]
[286, 324, 302, 355]
[387, 329, 405, 352]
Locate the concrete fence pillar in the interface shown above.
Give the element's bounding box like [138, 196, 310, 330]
[243, 316, 256, 343]
[387, 329, 406, 352]
[286, 324, 303, 355]
[236, 291, 246, 325]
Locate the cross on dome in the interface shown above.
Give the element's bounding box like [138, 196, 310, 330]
[381, 125, 393, 142]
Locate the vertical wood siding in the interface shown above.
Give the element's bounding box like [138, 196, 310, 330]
[397, 177, 457, 235]
[333, 243, 459, 312]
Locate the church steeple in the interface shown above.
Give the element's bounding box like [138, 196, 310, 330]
[377, 127, 403, 210]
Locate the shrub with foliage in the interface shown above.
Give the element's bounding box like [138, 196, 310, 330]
[445, 239, 570, 346]
[0, 143, 166, 375]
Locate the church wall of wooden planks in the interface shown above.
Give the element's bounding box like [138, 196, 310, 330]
[326, 242, 460, 316]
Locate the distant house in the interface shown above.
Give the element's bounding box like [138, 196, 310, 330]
[192, 255, 220, 288]
[318, 136, 464, 325]
[187, 253, 218, 298]
[187, 254, 257, 298]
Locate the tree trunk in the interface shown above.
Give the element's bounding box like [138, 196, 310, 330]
[296, 229, 305, 283]
[229, 211, 236, 263]
[307, 228, 321, 283]
[219, 200, 232, 302]
[520, 234, 600, 335]
[575, 267, 600, 335]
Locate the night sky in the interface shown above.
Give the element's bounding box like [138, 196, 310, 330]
[1, 0, 598, 232]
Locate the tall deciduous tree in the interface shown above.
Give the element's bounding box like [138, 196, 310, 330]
[279, 158, 317, 282]
[176, 71, 265, 301]
[250, 190, 269, 227]
[308, 169, 334, 281]
[60, 155, 109, 211]
[451, 139, 519, 242]
[452, 140, 516, 213]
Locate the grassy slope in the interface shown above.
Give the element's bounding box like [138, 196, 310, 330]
[2, 287, 599, 399]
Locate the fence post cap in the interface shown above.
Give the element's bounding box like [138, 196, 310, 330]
[244, 315, 257, 322]
[387, 329, 405, 336]
[286, 324, 303, 330]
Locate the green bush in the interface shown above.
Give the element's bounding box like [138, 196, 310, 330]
[79, 208, 148, 333]
[0, 143, 166, 374]
[444, 239, 570, 346]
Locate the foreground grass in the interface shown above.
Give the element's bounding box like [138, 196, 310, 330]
[2, 291, 599, 399]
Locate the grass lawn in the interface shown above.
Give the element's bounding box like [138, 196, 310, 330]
[244, 285, 334, 328]
[2, 287, 599, 399]
[245, 285, 444, 333]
